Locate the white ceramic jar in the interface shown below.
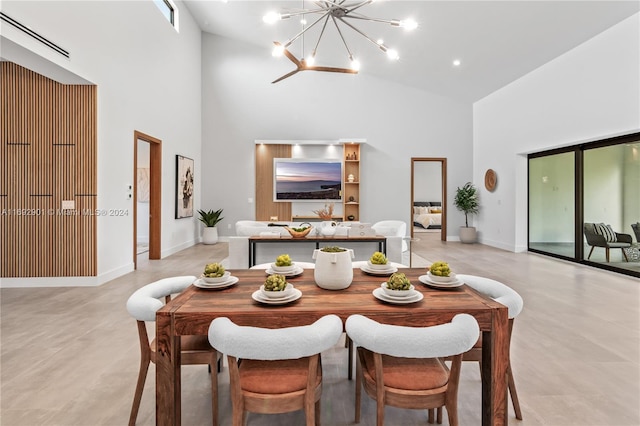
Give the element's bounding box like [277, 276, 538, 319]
[312, 247, 355, 290]
[319, 221, 338, 236]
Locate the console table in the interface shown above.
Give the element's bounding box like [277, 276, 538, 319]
[248, 235, 386, 268]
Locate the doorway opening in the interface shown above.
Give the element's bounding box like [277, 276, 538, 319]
[134, 131, 162, 269]
[410, 158, 447, 242]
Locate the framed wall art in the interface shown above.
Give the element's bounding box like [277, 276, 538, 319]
[176, 155, 194, 219]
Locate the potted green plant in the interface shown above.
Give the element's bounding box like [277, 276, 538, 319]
[453, 182, 479, 243]
[198, 208, 224, 245]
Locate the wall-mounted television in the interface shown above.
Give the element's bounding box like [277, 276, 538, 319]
[274, 158, 342, 202]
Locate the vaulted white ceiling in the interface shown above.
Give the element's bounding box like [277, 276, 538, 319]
[184, 0, 639, 102]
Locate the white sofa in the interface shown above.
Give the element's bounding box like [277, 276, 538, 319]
[228, 221, 408, 269]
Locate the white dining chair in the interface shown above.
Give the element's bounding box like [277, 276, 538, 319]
[126, 276, 220, 426]
[346, 313, 480, 426]
[208, 315, 343, 426]
[450, 274, 524, 420]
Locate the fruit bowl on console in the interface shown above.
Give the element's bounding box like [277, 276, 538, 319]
[285, 226, 312, 238]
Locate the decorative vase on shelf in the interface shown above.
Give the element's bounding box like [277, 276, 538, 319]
[348, 174, 355, 183]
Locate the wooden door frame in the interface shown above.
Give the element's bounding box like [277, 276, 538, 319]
[134, 131, 162, 268]
[410, 158, 447, 241]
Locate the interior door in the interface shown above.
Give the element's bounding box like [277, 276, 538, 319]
[410, 158, 447, 241]
[133, 131, 162, 269]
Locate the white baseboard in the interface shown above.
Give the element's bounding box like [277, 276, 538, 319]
[478, 237, 516, 252]
[162, 239, 196, 258]
[0, 262, 136, 288]
[0, 241, 198, 288]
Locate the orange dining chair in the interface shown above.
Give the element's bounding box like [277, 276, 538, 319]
[208, 315, 343, 426]
[126, 276, 220, 426]
[346, 313, 479, 426]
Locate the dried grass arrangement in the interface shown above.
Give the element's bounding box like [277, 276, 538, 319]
[313, 203, 335, 220]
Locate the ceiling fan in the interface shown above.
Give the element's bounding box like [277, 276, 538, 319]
[271, 42, 358, 84]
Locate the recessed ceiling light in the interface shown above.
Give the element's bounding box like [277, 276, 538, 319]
[453, 59, 461, 67]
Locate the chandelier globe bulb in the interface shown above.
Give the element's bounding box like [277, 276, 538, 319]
[272, 44, 285, 57]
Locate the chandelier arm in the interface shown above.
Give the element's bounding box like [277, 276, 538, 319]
[316, 1, 334, 9]
[281, 9, 324, 18]
[284, 11, 331, 47]
[337, 16, 383, 49]
[331, 15, 355, 58]
[312, 14, 332, 55]
[344, 0, 373, 14]
[345, 15, 396, 25]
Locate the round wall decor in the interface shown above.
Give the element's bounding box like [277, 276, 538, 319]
[484, 169, 497, 192]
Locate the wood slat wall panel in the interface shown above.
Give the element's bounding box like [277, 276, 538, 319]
[1, 62, 97, 277]
[255, 144, 291, 221]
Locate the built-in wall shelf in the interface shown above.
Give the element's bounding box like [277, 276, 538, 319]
[255, 140, 365, 223]
[343, 143, 361, 222]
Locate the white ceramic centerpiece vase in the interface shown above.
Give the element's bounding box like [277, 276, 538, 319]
[313, 247, 355, 290]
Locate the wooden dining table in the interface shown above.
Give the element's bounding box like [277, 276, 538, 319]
[155, 268, 509, 425]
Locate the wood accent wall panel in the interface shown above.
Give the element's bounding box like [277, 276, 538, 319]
[255, 144, 291, 221]
[1, 62, 97, 277]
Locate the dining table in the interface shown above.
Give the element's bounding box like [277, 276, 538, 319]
[155, 267, 509, 425]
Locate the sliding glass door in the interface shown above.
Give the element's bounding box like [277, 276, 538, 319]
[528, 132, 640, 277]
[583, 143, 640, 265]
[529, 152, 575, 258]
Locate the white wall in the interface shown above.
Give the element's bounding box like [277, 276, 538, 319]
[413, 162, 443, 203]
[473, 13, 640, 252]
[201, 34, 473, 239]
[1, 1, 202, 286]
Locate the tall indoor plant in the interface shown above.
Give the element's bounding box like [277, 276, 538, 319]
[453, 182, 479, 243]
[198, 208, 224, 245]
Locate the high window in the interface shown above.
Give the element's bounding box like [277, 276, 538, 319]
[154, 0, 176, 28]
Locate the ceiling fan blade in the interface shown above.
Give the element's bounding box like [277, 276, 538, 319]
[271, 69, 301, 84]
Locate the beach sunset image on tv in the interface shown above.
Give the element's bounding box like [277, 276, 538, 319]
[274, 159, 342, 201]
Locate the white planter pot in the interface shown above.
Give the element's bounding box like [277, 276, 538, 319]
[202, 227, 219, 245]
[459, 226, 477, 244]
[313, 248, 354, 290]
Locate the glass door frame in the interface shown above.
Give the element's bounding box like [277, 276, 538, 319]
[527, 131, 640, 278]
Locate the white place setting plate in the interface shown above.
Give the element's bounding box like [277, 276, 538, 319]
[252, 287, 302, 305]
[360, 265, 398, 276]
[193, 276, 239, 289]
[372, 287, 423, 304]
[265, 265, 304, 277]
[418, 275, 464, 289]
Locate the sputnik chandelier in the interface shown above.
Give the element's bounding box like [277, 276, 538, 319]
[263, 0, 417, 83]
